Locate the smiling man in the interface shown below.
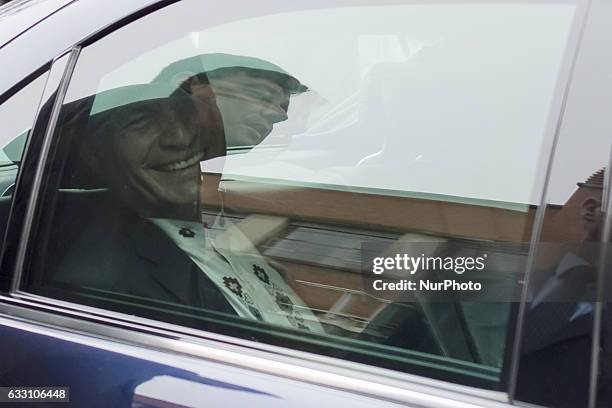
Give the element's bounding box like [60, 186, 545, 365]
[85, 84, 209, 220]
[50, 56, 323, 333]
[50, 83, 234, 313]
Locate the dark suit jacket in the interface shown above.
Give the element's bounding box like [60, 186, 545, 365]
[51, 194, 235, 315]
[516, 260, 596, 408]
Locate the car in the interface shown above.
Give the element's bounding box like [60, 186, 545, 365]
[0, 0, 611, 407]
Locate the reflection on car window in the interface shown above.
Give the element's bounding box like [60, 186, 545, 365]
[0, 73, 47, 165]
[0, 73, 47, 216]
[515, 169, 605, 408]
[22, 0, 580, 389]
[0, 72, 48, 290]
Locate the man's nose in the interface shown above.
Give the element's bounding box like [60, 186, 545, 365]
[158, 125, 195, 149]
[157, 107, 198, 148]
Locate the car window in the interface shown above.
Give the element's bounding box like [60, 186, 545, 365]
[509, 1, 612, 404]
[0, 71, 47, 238]
[0, 71, 48, 292]
[20, 0, 580, 389]
[515, 164, 608, 408]
[0, 73, 47, 168]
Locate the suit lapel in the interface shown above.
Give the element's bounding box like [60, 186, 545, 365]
[126, 218, 196, 305]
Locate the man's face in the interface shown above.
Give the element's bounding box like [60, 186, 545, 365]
[581, 196, 603, 242]
[210, 71, 290, 147]
[98, 90, 219, 218]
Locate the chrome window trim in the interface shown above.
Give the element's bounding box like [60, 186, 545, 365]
[0, 66, 51, 272]
[506, 0, 593, 402]
[10, 290, 505, 399]
[0, 294, 511, 408]
[588, 149, 612, 408]
[9, 46, 80, 292]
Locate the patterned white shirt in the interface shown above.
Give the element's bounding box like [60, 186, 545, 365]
[149, 216, 324, 333]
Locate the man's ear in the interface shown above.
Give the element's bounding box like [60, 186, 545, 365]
[187, 77, 217, 102]
[581, 196, 602, 220]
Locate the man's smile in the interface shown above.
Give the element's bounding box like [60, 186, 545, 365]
[148, 152, 204, 172]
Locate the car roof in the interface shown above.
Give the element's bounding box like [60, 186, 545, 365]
[0, 0, 74, 48]
[0, 0, 158, 98]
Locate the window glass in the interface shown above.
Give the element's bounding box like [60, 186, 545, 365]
[511, 0, 612, 404]
[0, 72, 48, 292]
[0, 72, 47, 228]
[515, 167, 606, 408]
[0, 73, 47, 169]
[22, 0, 578, 388]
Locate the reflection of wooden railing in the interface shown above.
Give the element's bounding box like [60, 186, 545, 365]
[201, 172, 535, 242]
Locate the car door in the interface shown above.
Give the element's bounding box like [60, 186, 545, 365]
[1, 0, 611, 407]
[0, 43, 411, 408]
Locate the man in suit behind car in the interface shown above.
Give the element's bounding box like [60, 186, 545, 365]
[49, 54, 324, 333]
[516, 170, 605, 408]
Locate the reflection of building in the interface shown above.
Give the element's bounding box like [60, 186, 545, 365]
[200, 169, 603, 335]
[541, 169, 604, 243]
[201, 172, 535, 242]
[201, 168, 605, 241]
[201, 172, 534, 331]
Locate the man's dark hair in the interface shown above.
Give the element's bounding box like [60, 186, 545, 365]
[154, 54, 308, 97]
[207, 67, 308, 95]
